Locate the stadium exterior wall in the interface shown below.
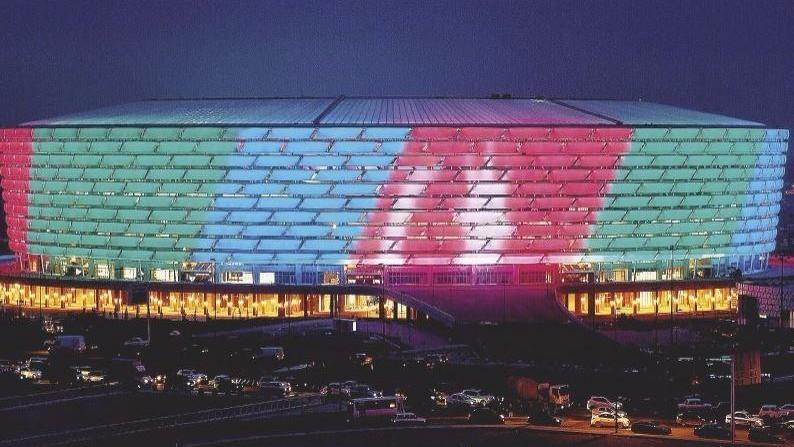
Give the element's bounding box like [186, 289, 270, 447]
[0, 122, 788, 322]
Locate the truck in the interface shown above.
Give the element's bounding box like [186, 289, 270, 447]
[51, 335, 86, 352]
[506, 376, 571, 410]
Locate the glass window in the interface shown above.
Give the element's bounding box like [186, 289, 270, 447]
[259, 272, 275, 284]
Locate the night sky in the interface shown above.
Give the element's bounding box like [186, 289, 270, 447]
[1, 0, 792, 130]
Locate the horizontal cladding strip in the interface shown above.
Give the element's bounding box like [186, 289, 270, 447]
[14, 127, 788, 141]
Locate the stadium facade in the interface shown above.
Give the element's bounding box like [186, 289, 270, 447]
[0, 97, 788, 324]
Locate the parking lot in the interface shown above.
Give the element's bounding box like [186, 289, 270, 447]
[0, 309, 792, 445]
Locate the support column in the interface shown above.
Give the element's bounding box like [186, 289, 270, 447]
[303, 294, 308, 318]
[277, 292, 286, 318]
[378, 295, 385, 320]
[337, 293, 345, 317]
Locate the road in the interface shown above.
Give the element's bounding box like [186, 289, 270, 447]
[0, 384, 785, 446]
[182, 424, 784, 447]
[424, 412, 770, 445]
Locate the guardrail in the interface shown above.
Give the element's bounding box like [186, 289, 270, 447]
[0, 383, 119, 411]
[0, 394, 323, 447]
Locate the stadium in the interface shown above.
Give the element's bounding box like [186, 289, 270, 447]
[0, 97, 788, 324]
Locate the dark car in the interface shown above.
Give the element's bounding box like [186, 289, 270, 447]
[748, 426, 784, 444]
[694, 423, 731, 440]
[527, 412, 562, 426]
[468, 408, 505, 425]
[676, 412, 706, 427]
[631, 420, 672, 435]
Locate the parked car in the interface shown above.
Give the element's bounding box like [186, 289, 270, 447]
[591, 412, 630, 429]
[211, 375, 235, 393]
[631, 420, 671, 435]
[19, 366, 43, 380]
[676, 412, 707, 427]
[85, 370, 107, 383]
[678, 398, 712, 411]
[133, 374, 153, 390]
[694, 423, 731, 440]
[253, 346, 285, 361]
[447, 393, 478, 408]
[778, 404, 794, 419]
[123, 337, 149, 347]
[526, 412, 562, 426]
[392, 412, 427, 425]
[186, 373, 208, 388]
[0, 360, 14, 374]
[430, 390, 447, 408]
[591, 407, 627, 417]
[468, 408, 505, 425]
[259, 381, 291, 397]
[51, 335, 86, 352]
[587, 396, 619, 411]
[725, 410, 763, 428]
[350, 353, 374, 368]
[324, 382, 343, 397]
[748, 426, 784, 444]
[344, 384, 377, 399]
[759, 405, 781, 419]
[460, 389, 495, 405]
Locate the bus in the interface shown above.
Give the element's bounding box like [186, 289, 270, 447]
[347, 396, 400, 422]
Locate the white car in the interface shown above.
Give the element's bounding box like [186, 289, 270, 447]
[587, 396, 619, 411]
[591, 406, 627, 417]
[186, 373, 208, 387]
[19, 367, 43, 380]
[85, 370, 106, 383]
[591, 411, 630, 428]
[725, 411, 763, 427]
[678, 398, 712, 411]
[447, 393, 478, 407]
[460, 389, 495, 405]
[123, 337, 149, 347]
[392, 412, 427, 425]
[176, 369, 198, 377]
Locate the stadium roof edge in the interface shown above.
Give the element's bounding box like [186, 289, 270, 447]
[19, 96, 767, 128]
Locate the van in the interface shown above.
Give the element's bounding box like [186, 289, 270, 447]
[259, 381, 291, 397]
[254, 346, 285, 361]
[52, 335, 86, 352]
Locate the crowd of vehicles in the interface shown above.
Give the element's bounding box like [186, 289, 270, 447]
[1, 312, 792, 445]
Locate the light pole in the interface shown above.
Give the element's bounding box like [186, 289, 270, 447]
[730, 353, 736, 444]
[669, 245, 674, 347]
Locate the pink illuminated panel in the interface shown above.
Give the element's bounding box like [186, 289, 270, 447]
[0, 128, 32, 256]
[350, 127, 633, 265]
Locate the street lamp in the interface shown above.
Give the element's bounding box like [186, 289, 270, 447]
[730, 352, 736, 444]
[669, 245, 674, 347]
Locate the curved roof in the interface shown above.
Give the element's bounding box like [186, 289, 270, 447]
[22, 96, 764, 127]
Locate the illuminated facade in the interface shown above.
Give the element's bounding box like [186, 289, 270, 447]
[0, 98, 788, 323]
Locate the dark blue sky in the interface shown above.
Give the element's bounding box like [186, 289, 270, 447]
[1, 0, 792, 129]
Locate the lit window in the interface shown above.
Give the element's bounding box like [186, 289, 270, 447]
[259, 272, 275, 284]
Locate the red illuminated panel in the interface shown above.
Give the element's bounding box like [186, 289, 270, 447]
[504, 128, 550, 139]
[459, 127, 504, 139]
[519, 141, 564, 154]
[426, 141, 471, 153]
[0, 128, 33, 256]
[351, 127, 633, 265]
[426, 183, 472, 195]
